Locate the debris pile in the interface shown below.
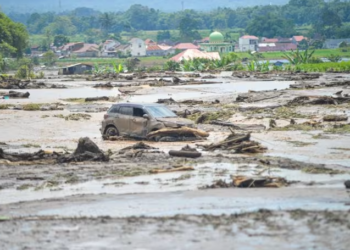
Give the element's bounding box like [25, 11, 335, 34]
[203, 132, 266, 153]
[93, 82, 114, 88]
[236, 91, 284, 103]
[169, 145, 202, 158]
[323, 115, 348, 122]
[0, 137, 109, 164]
[150, 166, 194, 174]
[288, 96, 350, 106]
[118, 142, 163, 158]
[203, 176, 288, 189]
[146, 127, 209, 142]
[0, 91, 30, 98]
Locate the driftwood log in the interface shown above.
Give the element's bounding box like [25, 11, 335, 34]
[150, 166, 194, 174]
[323, 115, 348, 122]
[210, 120, 266, 131]
[146, 127, 209, 139]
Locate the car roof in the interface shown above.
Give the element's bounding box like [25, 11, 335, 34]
[111, 103, 165, 108]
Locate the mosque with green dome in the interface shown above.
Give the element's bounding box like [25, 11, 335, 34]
[200, 31, 234, 53]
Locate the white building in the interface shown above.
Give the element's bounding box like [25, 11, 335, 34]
[129, 38, 146, 57]
[238, 35, 259, 52]
[101, 40, 121, 57]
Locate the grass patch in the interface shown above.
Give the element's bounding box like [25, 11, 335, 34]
[331, 147, 350, 151]
[188, 110, 234, 124]
[54, 113, 91, 121]
[325, 124, 350, 134]
[312, 133, 332, 139]
[302, 167, 344, 175]
[16, 184, 34, 190]
[274, 107, 308, 119]
[22, 143, 41, 148]
[286, 141, 317, 147]
[0, 104, 10, 109]
[270, 124, 321, 131]
[61, 98, 86, 103]
[22, 103, 41, 111]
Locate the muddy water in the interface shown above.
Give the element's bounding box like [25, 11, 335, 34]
[2, 87, 120, 103]
[128, 81, 292, 103]
[2, 162, 349, 206]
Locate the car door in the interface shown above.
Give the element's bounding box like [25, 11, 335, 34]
[129, 107, 149, 137]
[116, 106, 133, 135]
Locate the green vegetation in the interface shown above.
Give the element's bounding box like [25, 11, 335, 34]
[286, 141, 317, 147]
[325, 124, 350, 134]
[22, 104, 41, 111]
[302, 167, 344, 175]
[22, 143, 41, 148]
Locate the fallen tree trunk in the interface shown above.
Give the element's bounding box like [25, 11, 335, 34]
[323, 115, 348, 122]
[169, 150, 202, 158]
[210, 120, 266, 131]
[150, 166, 194, 174]
[85, 96, 109, 102]
[146, 127, 209, 139]
[8, 91, 30, 98]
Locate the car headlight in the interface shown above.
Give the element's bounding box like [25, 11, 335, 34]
[164, 122, 182, 128]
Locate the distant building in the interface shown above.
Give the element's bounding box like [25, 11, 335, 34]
[129, 38, 146, 57]
[200, 31, 234, 53]
[59, 63, 93, 75]
[145, 39, 156, 47]
[170, 49, 221, 62]
[323, 38, 350, 49]
[146, 44, 175, 56]
[258, 42, 297, 52]
[172, 43, 200, 51]
[238, 35, 259, 52]
[292, 36, 307, 45]
[101, 40, 121, 57]
[59, 42, 99, 57]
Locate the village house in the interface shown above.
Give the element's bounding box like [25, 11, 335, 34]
[59, 63, 93, 75]
[292, 36, 307, 45]
[323, 38, 350, 49]
[59, 42, 99, 57]
[200, 31, 234, 53]
[172, 43, 200, 51]
[100, 40, 121, 57]
[129, 38, 146, 57]
[170, 49, 220, 62]
[238, 35, 259, 52]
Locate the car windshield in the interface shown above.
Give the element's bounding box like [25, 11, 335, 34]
[146, 106, 177, 118]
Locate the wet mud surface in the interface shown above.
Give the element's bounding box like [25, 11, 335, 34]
[1, 70, 350, 249]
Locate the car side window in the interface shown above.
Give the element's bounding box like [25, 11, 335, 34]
[133, 108, 146, 117]
[119, 106, 133, 116]
[109, 106, 119, 113]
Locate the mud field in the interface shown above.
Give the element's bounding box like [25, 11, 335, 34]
[1, 70, 350, 249]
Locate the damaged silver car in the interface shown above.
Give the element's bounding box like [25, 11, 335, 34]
[101, 103, 195, 139]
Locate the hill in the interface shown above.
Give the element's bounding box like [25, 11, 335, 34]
[0, 0, 288, 12]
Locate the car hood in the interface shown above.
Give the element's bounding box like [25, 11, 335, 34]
[156, 117, 194, 126]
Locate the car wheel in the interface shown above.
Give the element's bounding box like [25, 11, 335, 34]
[105, 126, 119, 137]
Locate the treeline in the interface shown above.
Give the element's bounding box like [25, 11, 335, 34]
[6, 0, 350, 41]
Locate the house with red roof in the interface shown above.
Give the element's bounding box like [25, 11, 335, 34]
[170, 49, 220, 62]
[172, 43, 200, 51]
[238, 35, 259, 52]
[292, 36, 307, 45]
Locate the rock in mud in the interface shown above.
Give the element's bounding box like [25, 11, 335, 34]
[8, 91, 30, 98]
[169, 145, 202, 158]
[85, 96, 110, 102]
[58, 137, 109, 163]
[93, 82, 113, 88]
[323, 115, 348, 122]
[345, 180, 350, 189]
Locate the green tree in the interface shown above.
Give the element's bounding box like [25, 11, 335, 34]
[157, 30, 171, 41]
[246, 13, 295, 38]
[0, 12, 28, 57]
[42, 51, 56, 66]
[179, 16, 202, 42]
[53, 35, 70, 47]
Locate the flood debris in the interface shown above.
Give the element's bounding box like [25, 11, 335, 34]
[345, 180, 350, 189]
[210, 120, 266, 131]
[203, 132, 266, 153]
[0, 137, 109, 164]
[150, 166, 194, 174]
[169, 145, 202, 158]
[288, 96, 350, 106]
[93, 82, 114, 88]
[54, 113, 92, 121]
[117, 142, 164, 158]
[58, 137, 109, 163]
[323, 115, 348, 122]
[236, 91, 284, 103]
[5, 91, 30, 98]
[157, 98, 203, 105]
[84, 96, 110, 102]
[232, 176, 288, 188]
[146, 127, 209, 141]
